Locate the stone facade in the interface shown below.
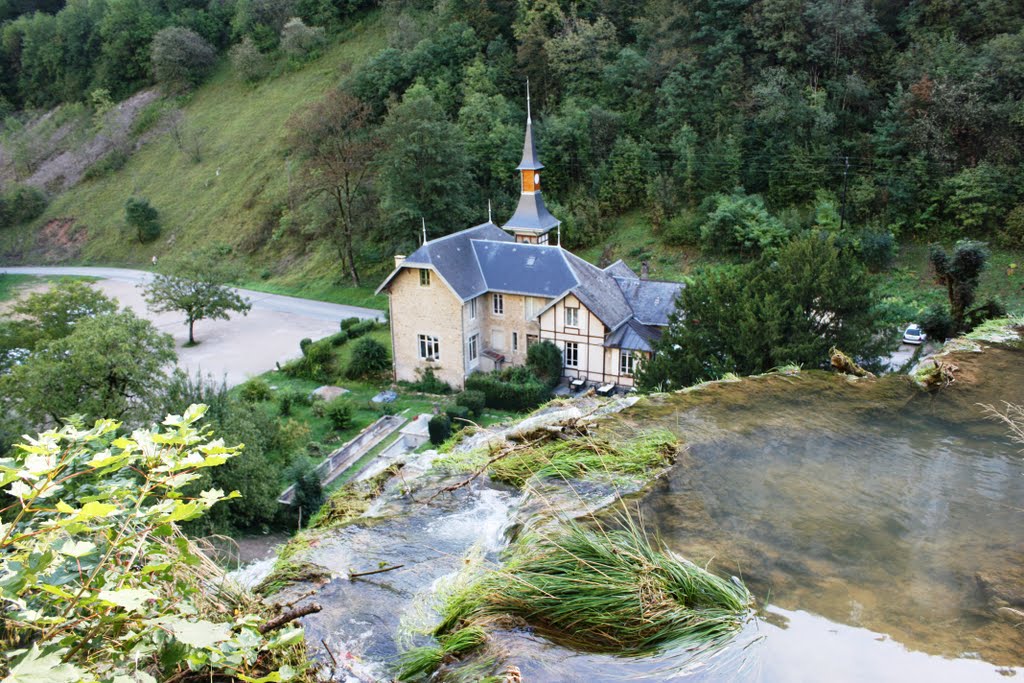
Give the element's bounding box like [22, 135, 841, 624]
[387, 266, 465, 389]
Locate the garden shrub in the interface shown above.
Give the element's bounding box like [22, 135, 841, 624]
[286, 338, 336, 382]
[465, 366, 552, 411]
[429, 414, 452, 445]
[239, 377, 273, 402]
[527, 340, 563, 388]
[455, 389, 486, 417]
[324, 396, 353, 430]
[405, 366, 452, 394]
[347, 337, 390, 379]
[445, 404, 471, 426]
[920, 303, 954, 342]
[278, 388, 306, 416]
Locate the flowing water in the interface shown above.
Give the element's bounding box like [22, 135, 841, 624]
[292, 345, 1024, 681]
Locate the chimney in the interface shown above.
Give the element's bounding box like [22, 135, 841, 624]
[641, 260, 649, 280]
[394, 254, 406, 269]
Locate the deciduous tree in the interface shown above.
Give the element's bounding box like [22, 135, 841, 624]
[0, 309, 175, 425]
[141, 257, 252, 345]
[287, 88, 380, 286]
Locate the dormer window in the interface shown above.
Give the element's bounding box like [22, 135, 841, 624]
[419, 269, 431, 287]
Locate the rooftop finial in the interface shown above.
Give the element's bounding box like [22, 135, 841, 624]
[421, 217, 427, 245]
[526, 78, 531, 124]
[488, 199, 493, 223]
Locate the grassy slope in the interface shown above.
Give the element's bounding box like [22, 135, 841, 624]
[2, 11, 388, 309]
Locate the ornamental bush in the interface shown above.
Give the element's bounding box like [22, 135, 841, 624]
[455, 389, 486, 417]
[527, 340, 563, 388]
[323, 396, 353, 430]
[0, 406, 306, 682]
[346, 337, 390, 379]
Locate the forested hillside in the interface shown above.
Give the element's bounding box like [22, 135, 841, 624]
[1, 0, 1022, 297]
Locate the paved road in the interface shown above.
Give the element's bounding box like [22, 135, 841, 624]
[0, 266, 386, 386]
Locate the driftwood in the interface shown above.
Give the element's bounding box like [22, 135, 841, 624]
[258, 602, 322, 634]
[829, 346, 875, 378]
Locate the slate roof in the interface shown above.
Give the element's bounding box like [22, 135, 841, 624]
[503, 191, 560, 234]
[562, 251, 634, 330]
[376, 222, 512, 300]
[604, 319, 663, 352]
[517, 117, 543, 171]
[472, 241, 577, 297]
[613, 278, 684, 326]
[603, 260, 638, 279]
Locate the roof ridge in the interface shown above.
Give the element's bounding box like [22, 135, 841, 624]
[422, 221, 501, 247]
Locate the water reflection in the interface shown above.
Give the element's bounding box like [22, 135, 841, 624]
[629, 370, 1024, 673]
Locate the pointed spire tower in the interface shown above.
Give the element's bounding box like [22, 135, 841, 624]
[502, 82, 560, 245]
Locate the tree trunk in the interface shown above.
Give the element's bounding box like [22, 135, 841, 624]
[188, 318, 196, 345]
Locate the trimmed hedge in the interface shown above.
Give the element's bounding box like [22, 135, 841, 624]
[465, 366, 552, 412]
[429, 415, 452, 445]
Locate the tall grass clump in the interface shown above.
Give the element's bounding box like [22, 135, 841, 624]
[490, 430, 678, 487]
[397, 516, 752, 679]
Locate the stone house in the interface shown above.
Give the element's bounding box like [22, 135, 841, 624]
[376, 97, 684, 390]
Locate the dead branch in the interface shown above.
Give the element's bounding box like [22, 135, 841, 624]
[348, 564, 404, 580]
[258, 602, 322, 634]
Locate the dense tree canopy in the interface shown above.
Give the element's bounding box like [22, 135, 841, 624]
[637, 235, 882, 390]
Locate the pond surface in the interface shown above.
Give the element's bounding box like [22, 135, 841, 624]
[295, 347, 1024, 681]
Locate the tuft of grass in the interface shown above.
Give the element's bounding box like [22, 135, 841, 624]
[255, 559, 330, 596]
[396, 626, 488, 682]
[446, 518, 751, 654]
[489, 430, 679, 488]
[400, 516, 752, 680]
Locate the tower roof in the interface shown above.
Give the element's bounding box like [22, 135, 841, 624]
[516, 84, 543, 171]
[503, 191, 560, 234]
[516, 117, 544, 171]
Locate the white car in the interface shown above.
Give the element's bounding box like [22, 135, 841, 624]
[902, 325, 926, 345]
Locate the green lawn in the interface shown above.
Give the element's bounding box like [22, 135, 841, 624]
[234, 325, 521, 482]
